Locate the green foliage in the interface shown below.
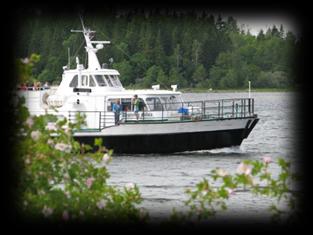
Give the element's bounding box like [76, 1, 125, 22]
[15, 100, 147, 222]
[171, 157, 300, 224]
[143, 65, 159, 88]
[192, 64, 207, 88]
[16, 12, 300, 90]
[16, 53, 41, 83]
[12, 55, 148, 223]
[113, 60, 133, 86]
[156, 67, 169, 89]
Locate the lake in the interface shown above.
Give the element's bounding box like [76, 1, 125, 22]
[106, 92, 301, 222]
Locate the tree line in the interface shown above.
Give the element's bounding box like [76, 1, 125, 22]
[16, 10, 301, 90]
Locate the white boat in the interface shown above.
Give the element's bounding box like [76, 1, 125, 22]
[19, 23, 259, 154]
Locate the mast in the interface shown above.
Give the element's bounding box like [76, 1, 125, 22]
[71, 18, 110, 70]
[67, 48, 70, 68]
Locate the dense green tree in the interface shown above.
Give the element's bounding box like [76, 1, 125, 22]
[192, 64, 207, 87]
[156, 67, 169, 89]
[113, 60, 134, 86]
[143, 65, 159, 88]
[15, 11, 300, 90]
[168, 67, 183, 87]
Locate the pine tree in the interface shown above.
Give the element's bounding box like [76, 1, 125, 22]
[156, 67, 169, 88]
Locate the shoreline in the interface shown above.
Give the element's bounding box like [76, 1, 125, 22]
[179, 88, 296, 93]
[125, 86, 296, 93]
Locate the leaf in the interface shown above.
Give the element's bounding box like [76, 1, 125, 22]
[94, 138, 103, 148]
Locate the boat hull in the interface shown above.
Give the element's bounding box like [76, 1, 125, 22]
[74, 117, 259, 154]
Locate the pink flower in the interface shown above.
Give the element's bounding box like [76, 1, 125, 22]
[25, 117, 34, 128]
[47, 139, 54, 146]
[64, 191, 71, 199]
[86, 177, 95, 188]
[102, 154, 111, 164]
[201, 190, 208, 197]
[21, 57, 30, 64]
[45, 122, 57, 131]
[55, 143, 72, 153]
[237, 162, 252, 175]
[42, 206, 53, 217]
[96, 199, 106, 209]
[216, 168, 228, 177]
[263, 156, 272, 164]
[226, 188, 235, 196]
[31, 130, 41, 141]
[61, 124, 71, 134]
[62, 210, 69, 221]
[125, 182, 135, 191]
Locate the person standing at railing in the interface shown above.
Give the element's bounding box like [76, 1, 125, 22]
[132, 95, 140, 121]
[112, 99, 121, 125]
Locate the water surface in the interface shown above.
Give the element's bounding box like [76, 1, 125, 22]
[107, 92, 300, 221]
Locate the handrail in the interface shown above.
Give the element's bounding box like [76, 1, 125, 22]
[68, 98, 256, 131]
[68, 110, 115, 131]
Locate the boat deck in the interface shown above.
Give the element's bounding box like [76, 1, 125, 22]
[69, 98, 256, 132]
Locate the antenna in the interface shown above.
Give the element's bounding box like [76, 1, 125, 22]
[248, 81, 251, 98]
[71, 15, 95, 34]
[67, 48, 70, 69]
[79, 14, 85, 31]
[70, 17, 110, 70]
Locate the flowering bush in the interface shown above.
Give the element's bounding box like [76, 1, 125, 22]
[170, 156, 300, 224]
[16, 53, 40, 84]
[15, 98, 147, 223]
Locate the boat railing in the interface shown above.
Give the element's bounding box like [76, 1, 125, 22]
[123, 97, 255, 123]
[68, 98, 256, 131]
[68, 110, 115, 131]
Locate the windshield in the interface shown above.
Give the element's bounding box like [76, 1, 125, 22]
[104, 75, 113, 87]
[109, 75, 122, 87]
[94, 75, 107, 87]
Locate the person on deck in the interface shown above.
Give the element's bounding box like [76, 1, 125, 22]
[132, 95, 140, 121]
[112, 99, 121, 125]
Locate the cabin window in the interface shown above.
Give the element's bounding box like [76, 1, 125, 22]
[121, 98, 131, 111]
[107, 98, 121, 111]
[146, 97, 163, 111]
[109, 75, 122, 87]
[160, 96, 182, 110]
[113, 75, 122, 87]
[106, 98, 145, 112]
[81, 75, 88, 86]
[94, 75, 107, 87]
[89, 76, 96, 87]
[69, 75, 78, 87]
[104, 75, 114, 87]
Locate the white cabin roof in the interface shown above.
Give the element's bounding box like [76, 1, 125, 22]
[96, 89, 181, 97]
[54, 25, 182, 101]
[63, 68, 120, 75]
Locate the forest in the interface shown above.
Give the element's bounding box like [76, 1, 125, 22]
[15, 9, 301, 90]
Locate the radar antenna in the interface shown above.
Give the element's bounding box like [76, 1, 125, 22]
[70, 17, 110, 70]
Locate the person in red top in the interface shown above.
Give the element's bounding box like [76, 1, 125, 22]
[20, 83, 27, 90]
